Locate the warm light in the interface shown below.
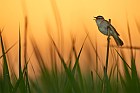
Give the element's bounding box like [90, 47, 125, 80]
[0, 0, 140, 76]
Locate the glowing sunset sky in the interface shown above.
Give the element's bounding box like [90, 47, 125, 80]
[0, 0, 140, 45]
[0, 0, 140, 75]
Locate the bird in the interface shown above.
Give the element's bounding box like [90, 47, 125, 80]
[94, 15, 123, 46]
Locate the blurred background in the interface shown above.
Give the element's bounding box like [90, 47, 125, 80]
[0, 0, 140, 78]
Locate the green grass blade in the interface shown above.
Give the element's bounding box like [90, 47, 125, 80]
[115, 49, 131, 70]
[49, 34, 81, 93]
[0, 31, 13, 93]
[103, 67, 111, 93]
[0, 42, 17, 59]
[72, 35, 87, 74]
[18, 26, 22, 80]
[12, 78, 24, 93]
[30, 36, 48, 73]
[12, 26, 26, 93]
[72, 35, 87, 92]
[116, 50, 134, 93]
[118, 71, 126, 93]
[117, 50, 131, 76]
[131, 58, 140, 92]
[19, 25, 26, 93]
[126, 18, 133, 56]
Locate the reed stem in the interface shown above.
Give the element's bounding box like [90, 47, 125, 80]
[105, 19, 111, 73]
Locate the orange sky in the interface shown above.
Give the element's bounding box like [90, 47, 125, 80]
[0, 0, 140, 76]
[0, 0, 140, 45]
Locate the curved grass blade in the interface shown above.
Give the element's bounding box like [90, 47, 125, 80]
[72, 35, 87, 74]
[0, 30, 13, 93]
[0, 42, 17, 59]
[49, 34, 81, 93]
[72, 35, 87, 92]
[131, 58, 140, 92]
[103, 67, 112, 93]
[115, 49, 131, 70]
[12, 26, 26, 93]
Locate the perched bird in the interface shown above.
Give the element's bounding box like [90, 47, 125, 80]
[94, 15, 123, 46]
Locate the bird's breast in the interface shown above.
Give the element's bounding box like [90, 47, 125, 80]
[98, 26, 108, 35]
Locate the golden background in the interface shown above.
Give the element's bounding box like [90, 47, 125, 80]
[0, 0, 140, 77]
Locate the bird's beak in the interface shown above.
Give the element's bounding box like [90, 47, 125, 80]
[93, 16, 97, 20]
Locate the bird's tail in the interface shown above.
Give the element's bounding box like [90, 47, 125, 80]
[113, 35, 124, 46]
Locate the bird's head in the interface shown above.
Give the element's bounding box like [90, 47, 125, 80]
[93, 15, 105, 25]
[93, 15, 105, 20]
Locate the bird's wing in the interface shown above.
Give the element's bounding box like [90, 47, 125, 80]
[103, 20, 120, 36]
[109, 24, 120, 36]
